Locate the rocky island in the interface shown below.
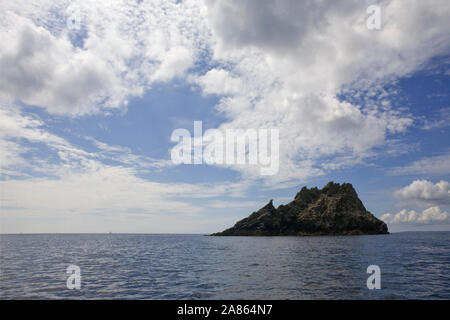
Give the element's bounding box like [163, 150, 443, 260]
[212, 182, 388, 236]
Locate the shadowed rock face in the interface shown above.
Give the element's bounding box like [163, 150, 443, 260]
[212, 182, 389, 236]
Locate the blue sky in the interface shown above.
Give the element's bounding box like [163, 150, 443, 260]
[0, 0, 449, 233]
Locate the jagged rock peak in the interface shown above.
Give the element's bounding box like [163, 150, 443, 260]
[264, 199, 274, 209]
[212, 181, 388, 236]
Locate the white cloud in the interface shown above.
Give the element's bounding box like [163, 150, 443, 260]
[0, 103, 254, 232]
[395, 180, 450, 206]
[206, 0, 450, 91]
[0, 0, 210, 115]
[382, 180, 450, 226]
[195, 0, 449, 184]
[2, 0, 449, 183]
[151, 46, 193, 82]
[0, 161, 251, 233]
[421, 107, 450, 130]
[84, 136, 174, 170]
[0, 163, 248, 217]
[193, 68, 243, 96]
[0, 140, 28, 174]
[0, 105, 74, 176]
[390, 152, 450, 175]
[0, 12, 126, 115]
[381, 206, 450, 224]
[206, 200, 264, 210]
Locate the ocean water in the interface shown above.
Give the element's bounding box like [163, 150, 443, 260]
[0, 232, 449, 299]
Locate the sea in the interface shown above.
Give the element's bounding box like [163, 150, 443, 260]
[0, 232, 449, 299]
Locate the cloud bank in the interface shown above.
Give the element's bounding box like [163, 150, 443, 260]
[381, 180, 450, 226]
[381, 206, 450, 224]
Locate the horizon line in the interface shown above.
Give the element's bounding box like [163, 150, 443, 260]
[2, 230, 449, 235]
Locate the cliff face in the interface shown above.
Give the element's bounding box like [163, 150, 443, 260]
[212, 182, 388, 236]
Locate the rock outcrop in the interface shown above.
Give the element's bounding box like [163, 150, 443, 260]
[212, 182, 388, 236]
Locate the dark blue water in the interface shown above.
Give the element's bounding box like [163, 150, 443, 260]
[1, 232, 449, 299]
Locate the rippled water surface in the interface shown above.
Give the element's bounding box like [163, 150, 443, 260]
[1, 232, 449, 299]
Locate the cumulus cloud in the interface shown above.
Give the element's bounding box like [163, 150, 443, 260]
[381, 206, 450, 224]
[382, 180, 450, 226]
[0, 0, 210, 115]
[0, 14, 120, 115]
[195, 0, 450, 184]
[395, 180, 450, 206]
[193, 69, 243, 96]
[2, 0, 449, 183]
[206, 0, 450, 91]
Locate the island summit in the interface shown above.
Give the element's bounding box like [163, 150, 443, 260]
[212, 182, 388, 236]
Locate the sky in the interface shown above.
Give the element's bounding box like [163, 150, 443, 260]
[0, 0, 449, 234]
